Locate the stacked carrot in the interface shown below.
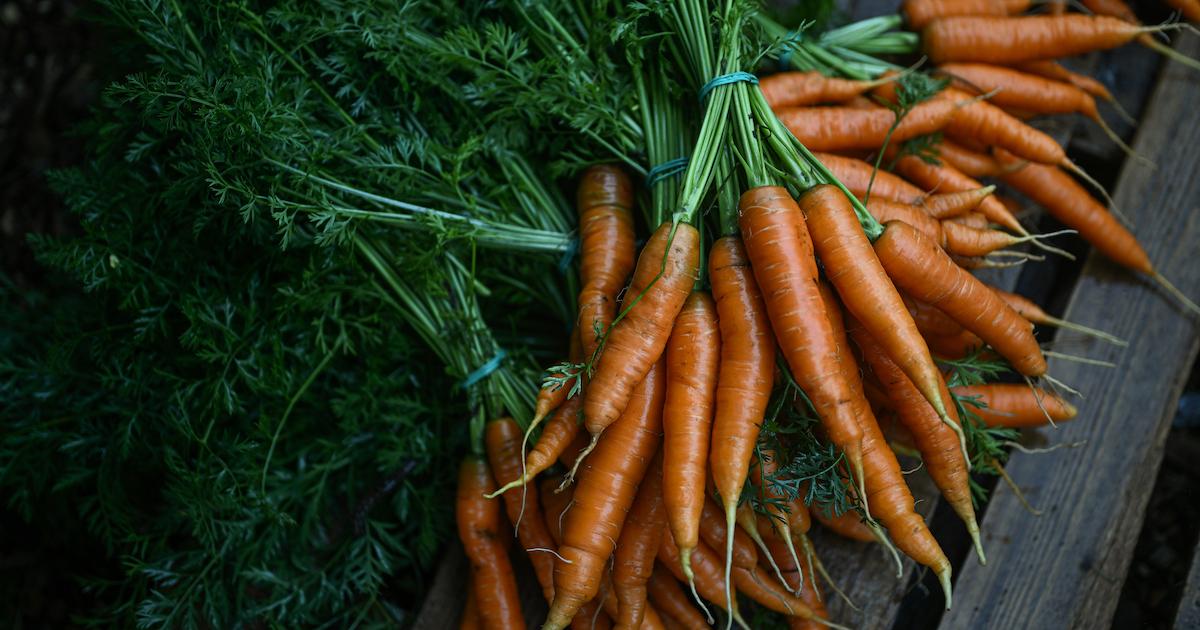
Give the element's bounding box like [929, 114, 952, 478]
[450, 4, 1200, 629]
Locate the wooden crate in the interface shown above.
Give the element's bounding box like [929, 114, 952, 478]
[415, 6, 1200, 628]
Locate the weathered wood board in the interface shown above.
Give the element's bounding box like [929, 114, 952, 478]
[939, 35, 1200, 630]
[1175, 539, 1200, 630]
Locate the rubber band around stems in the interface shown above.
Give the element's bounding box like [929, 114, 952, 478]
[644, 157, 689, 188]
[698, 71, 759, 103]
[460, 350, 507, 388]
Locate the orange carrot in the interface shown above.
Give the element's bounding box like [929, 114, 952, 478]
[659, 527, 744, 624]
[814, 152, 925, 203]
[776, 101, 959, 151]
[940, 63, 1103, 120]
[1016, 61, 1115, 103]
[941, 220, 1028, 257]
[457, 456, 525, 630]
[583, 222, 699, 439]
[748, 448, 806, 582]
[849, 322, 983, 561]
[576, 165, 636, 359]
[558, 427, 590, 472]
[707, 234, 776, 612]
[936, 139, 1013, 179]
[493, 391, 583, 497]
[699, 498, 759, 571]
[731, 565, 822, 620]
[865, 197, 946, 245]
[926, 328, 987, 359]
[485, 418, 557, 603]
[540, 474, 572, 545]
[648, 565, 710, 630]
[737, 186, 866, 522]
[813, 508, 876, 543]
[902, 0, 1030, 29]
[1165, 0, 1200, 23]
[994, 150, 1151, 272]
[923, 15, 1156, 64]
[904, 294, 965, 338]
[919, 186, 996, 220]
[546, 360, 667, 629]
[663, 292, 721, 580]
[764, 537, 829, 630]
[614, 454, 667, 630]
[890, 151, 1023, 233]
[953, 383, 1078, 427]
[874, 220, 1046, 377]
[821, 275, 953, 603]
[760, 71, 883, 109]
[802, 185, 955, 426]
[946, 211, 989, 230]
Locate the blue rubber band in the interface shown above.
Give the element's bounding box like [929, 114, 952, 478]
[698, 71, 759, 103]
[556, 238, 580, 272]
[645, 157, 689, 189]
[460, 350, 507, 388]
[779, 32, 804, 71]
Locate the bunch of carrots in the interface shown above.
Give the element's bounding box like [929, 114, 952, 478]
[453, 2, 1200, 628]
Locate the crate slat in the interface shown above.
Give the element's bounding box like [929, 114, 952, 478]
[1174, 539, 1200, 630]
[939, 35, 1200, 630]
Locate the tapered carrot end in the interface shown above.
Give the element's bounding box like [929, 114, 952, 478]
[938, 565, 954, 610]
[1063, 401, 1079, 420]
[967, 518, 986, 566]
[485, 475, 529, 499]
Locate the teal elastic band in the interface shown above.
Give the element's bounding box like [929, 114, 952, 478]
[645, 157, 689, 189]
[556, 238, 580, 272]
[779, 32, 804, 71]
[698, 71, 759, 103]
[460, 350, 507, 388]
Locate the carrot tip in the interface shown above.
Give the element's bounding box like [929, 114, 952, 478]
[967, 520, 987, 566]
[938, 566, 953, 610]
[1152, 271, 1200, 318]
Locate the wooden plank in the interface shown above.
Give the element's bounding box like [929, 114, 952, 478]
[939, 35, 1200, 630]
[1174, 539, 1200, 630]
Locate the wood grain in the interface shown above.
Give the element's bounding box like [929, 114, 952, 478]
[1174, 539, 1200, 630]
[939, 35, 1200, 630]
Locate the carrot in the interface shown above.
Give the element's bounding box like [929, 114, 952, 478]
[614, 454, 667, 630]
[776, 100, 959, 151]
[802, 185, 956, 428]
[904, 294, 965, 338]
[663, 292, 721, 583]
[865, 197, 946, 245]
[648, 565, 710, 630]
[601, 573, 667, 630]
[848, 321, 984, 562]
[698, 498, 758, 570]
[461, 578, 480, 630]
[485, 418, 557, 603]
[953, 383, 1078, 427]
[938, 63, 1137, 153]
[926, 328, 987, 359]
[946, 211, 989, 230]
[923, 15, 1158, 64]
[558, 427, 590, 472]
[890, 150, 1023, 233]
[874, 220, 1046, 377]
[457, 456, 525, 630]
[707, 234, 776, 614]
[936, 139, 1014, 179]
[659, 527, 746, 627]
[941, 220, 1030, 257]
[576, 165, 636, 360]
[1015, 61, 1115, 103]
[814, 152, 925, 203]
[1082, 0, 1140, 23]
[583, 222, 699, 440]
[737, 186, 866, 528]
[994, 150, 1151, 272]
[491, 390, 584, 497]
[902, 0, 1030, 29]
[540, 474, 572, 544]
[760, 71, 885, 109]
[546, 360, 667, 630]
[813, 508, 876, 543]
[990, 285, 1127, 345]
[819, 274, 953, 601]
[731, 565, 824, 621]
[918, 186, 996, 220]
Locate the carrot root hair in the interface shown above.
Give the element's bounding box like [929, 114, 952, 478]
[1140, 33, 1200, 72]
[1042, 350, 1117, 368]
[1041, 315, 1128, 346]
[868, 519, 903, 578]
[680, 548, 716, 624]
[740, 510, 792, 598]
[724, 508, 736, 630]
[1024, 229, 1078, 260]
[560, 432, 600, 490]
[993, 457, 1043, 516]
[804, 536, 859, 611]
[1152, 271, 1200, 318]
[1091, 112, 1153, 168]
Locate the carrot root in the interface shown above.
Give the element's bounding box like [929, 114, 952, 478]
[1062, 159, 1131, 226]
[1152, 271, 1200, 318]
[1042, 350, 1117, 368]
[1140, 34, 1200, 72]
